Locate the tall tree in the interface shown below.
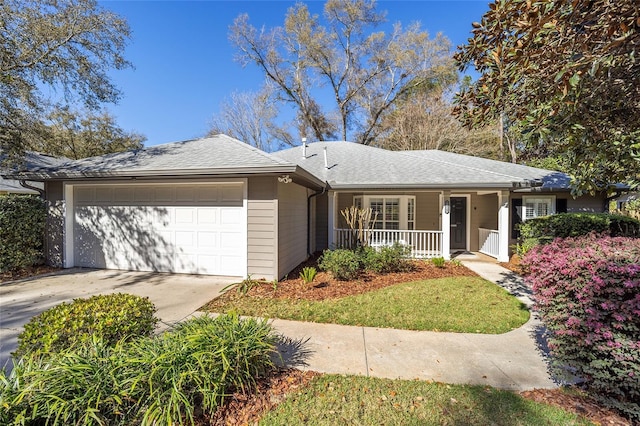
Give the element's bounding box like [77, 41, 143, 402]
[230, 0, 454, 145]
[29, 107, 145, 159]
[454, 0, 640, 193]
[1, 0, 131, 157]
[375, 76, 505, 160]
[207, 88, 294, 152]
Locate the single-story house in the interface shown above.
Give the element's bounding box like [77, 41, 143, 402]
[6, 134, 609, 280]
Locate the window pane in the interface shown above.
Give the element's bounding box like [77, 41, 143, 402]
[354, 197, 362, 209]
[407, 198, 415, 221]
[537, 202, 549, 216]
[386, 199, 399, 221]
[370, 199, 383, 213]
[525, 203, 535, 219]
[387, 221, 400, 230]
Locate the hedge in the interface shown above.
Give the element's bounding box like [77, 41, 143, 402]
[0, 194, 46, 272]
[522, 234, 640, 421]
[517, 213, 640, 256]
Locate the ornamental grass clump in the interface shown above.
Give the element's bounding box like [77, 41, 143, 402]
[522, 233, 640, 421]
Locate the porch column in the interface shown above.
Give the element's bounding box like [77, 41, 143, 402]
[441, 191, 451, 260]
[327, 190, 336, 248]
[497, 190, 510, 262]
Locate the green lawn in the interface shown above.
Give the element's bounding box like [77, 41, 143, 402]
[260, 374, 592, 426]
[205, 276, 530, 334]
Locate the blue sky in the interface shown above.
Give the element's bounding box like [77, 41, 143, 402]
[101, 1, 491, 147]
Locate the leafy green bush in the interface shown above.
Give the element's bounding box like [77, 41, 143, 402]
[517, 213, 640, 255]
[319, 249, 362, 280]
[320, 244, 413, 279]
[1, 314, 276, 426]
[16, 293, 158, 358]
[362, 243, 411, 273]
[0, 194, 46, 272]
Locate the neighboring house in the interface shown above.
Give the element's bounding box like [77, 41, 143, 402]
[7, 135, 608, 280]
[0, 151, 69, 195]
[615, 192, 639, 210]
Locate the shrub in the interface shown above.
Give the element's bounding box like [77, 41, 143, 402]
[16, 293, 158, 358]
[517, 212, 640, 255]
[522, 234, 640, 421]
[1, 314, 276, 426]
[363, 243, 411, 273]
[319, 248, 361, 280]
[0, 194, 46, 272]
[300, 266, 318, 284]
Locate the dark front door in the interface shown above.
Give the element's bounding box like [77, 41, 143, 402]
[450, 197, 467, 250]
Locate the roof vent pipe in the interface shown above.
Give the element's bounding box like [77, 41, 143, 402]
[302, 137, 307, 158]
[324, 146, 328, 169]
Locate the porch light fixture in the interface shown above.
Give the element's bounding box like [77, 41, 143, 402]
[444, 199, 450, 214]
[278, 174, 292, 184]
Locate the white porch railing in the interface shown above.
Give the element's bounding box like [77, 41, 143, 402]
[334, 229, 443, 258]
[479, 228, 499, 258]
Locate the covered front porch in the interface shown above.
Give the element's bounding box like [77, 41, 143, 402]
[326, 190, 511, 262]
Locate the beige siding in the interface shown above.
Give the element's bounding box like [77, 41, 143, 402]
[565, 194, 606, 212]
[315, 193, 328, 251]
[336, 192, 356, 228]
[470, 193, 498, 251]
[247, 177, 277, 280]
[45, 181, 64, 267]
[278, 182, 308, 278]
[415, 192, 440, 230]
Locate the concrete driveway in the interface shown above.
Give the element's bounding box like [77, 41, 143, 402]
[0, 269, 237, 370]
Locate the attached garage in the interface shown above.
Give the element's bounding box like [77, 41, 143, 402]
[66, 182, 247, 276]
[16, 136, 325, 280]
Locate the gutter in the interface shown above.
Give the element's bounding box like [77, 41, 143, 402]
[307, 182, 328, 257]
[9, 164, 326, 189]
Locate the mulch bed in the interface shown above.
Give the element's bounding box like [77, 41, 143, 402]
[0, 265, 61, 283]
[198, 369, 318, 425]
[218, 258, 477, 304]
[499, 253, 527, 275]
[520, 388, 633, 426]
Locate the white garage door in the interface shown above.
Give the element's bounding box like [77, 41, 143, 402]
[72, 183, 246, 276]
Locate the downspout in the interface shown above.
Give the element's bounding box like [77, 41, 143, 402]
[307, 182, 328, 257]
[19, 180, 45, 197]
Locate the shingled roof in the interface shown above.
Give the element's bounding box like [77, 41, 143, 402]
[8, 135, 321, 187]
[273, 141, 571, 190]
[7, 136, 573, 191]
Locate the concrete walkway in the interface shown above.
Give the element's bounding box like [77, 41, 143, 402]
[271, 253, 555, 391]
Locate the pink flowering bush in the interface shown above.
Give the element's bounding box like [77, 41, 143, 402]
[522, 233, 640, 421]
